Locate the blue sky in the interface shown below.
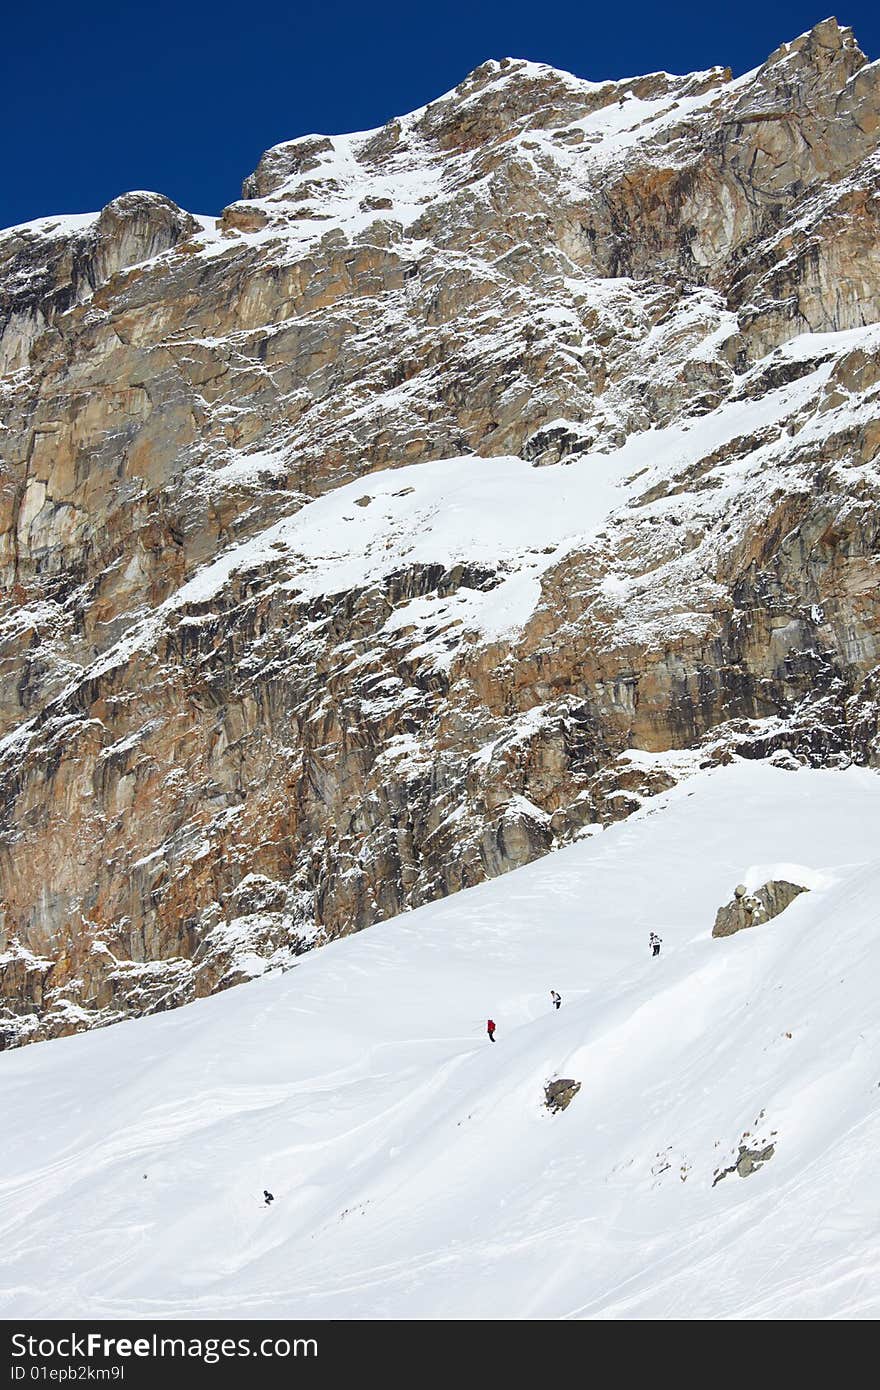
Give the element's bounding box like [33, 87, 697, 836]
[3, 2, 879, 228]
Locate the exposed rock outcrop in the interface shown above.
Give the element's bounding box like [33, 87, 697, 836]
[713, 1142, 776, 1185]
[713, 881, 808, 938]
[2, 19, 880, 1045]
[0, 192, 200, 372]
[545, 1078, 581, 1113]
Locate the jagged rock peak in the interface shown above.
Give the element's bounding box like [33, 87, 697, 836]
[239, 51, 732, 200]
[760, 15, 865, 78]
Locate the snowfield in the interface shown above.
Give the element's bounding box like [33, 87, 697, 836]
[1, 759, 880, 1320]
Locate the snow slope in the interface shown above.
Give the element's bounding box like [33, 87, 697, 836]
[1, 759, 879, 1320]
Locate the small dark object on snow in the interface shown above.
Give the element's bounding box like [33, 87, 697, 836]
[487, 1019, 496, 1042]
[263, 1190, 275, 1205]
[545, 1078, 581, 1113]
[650, 933, 662, 957]
[550, 990, 562, 1010]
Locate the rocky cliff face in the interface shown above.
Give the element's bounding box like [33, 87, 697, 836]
[713, 880, 808, 937]
[2, 17, 880, 1045]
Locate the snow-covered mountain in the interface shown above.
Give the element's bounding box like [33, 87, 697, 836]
[0, 16, 879, 1059]
[2, 759, 879, 1319]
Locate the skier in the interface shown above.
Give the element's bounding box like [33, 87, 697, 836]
[550, 990, 562, 1011]
[649, 932, 662, 958]
[487, 1018, 496, 1042]
[263, 1190, 275, 1206]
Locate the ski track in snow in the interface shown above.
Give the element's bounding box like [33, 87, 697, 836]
[1, 760, 879, 1319]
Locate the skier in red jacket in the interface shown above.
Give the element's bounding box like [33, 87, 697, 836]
[487, 1019, 496, 1042]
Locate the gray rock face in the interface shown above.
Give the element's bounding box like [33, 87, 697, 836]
[713, 881, 808, 938]
[545, 1078, 581, 1112]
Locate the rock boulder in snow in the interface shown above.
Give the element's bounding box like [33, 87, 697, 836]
[545, 1078, 581, 1112]
[712, 881, 808, 938]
